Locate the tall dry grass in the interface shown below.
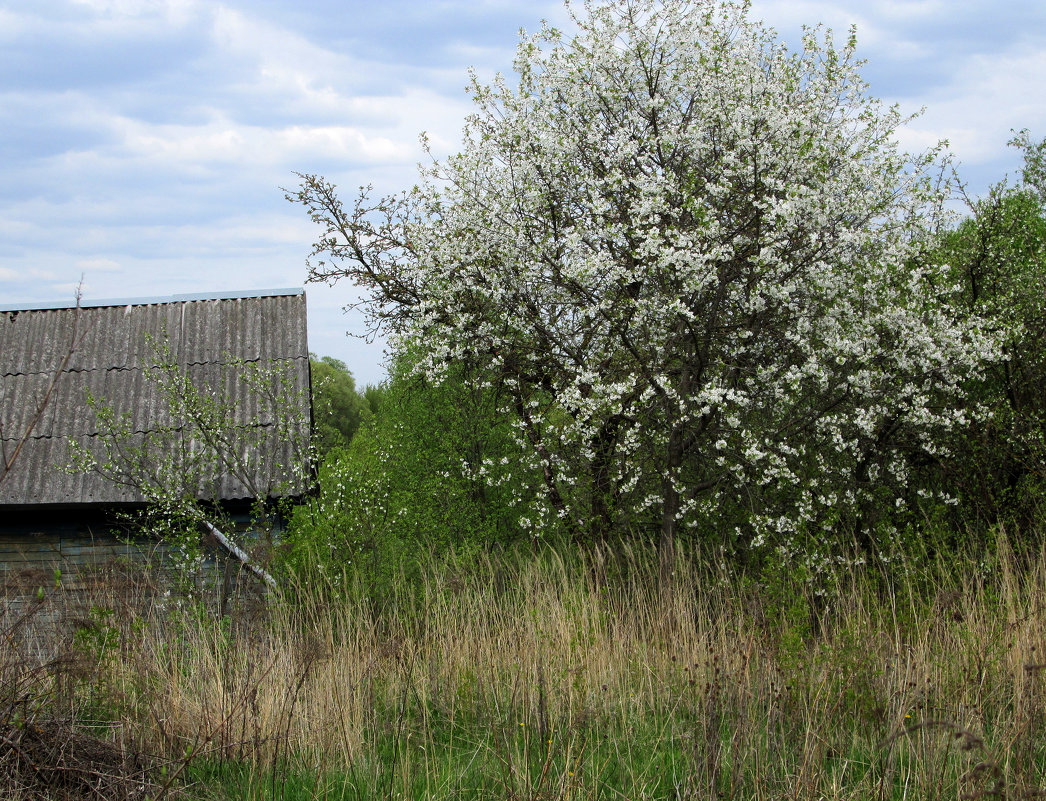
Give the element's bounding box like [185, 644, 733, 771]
[14, 532, 1046, 799]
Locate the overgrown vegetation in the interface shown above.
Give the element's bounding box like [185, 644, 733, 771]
[283, 352, 529, 592]
[7, 535, 1046, 799]
[6, 1, 1046, 798]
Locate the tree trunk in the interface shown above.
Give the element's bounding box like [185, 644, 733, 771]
[589, 415, 622, 544]
[660, 425, 684, 586]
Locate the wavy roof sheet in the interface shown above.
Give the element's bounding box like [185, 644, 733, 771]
[0, 289, 311, 507]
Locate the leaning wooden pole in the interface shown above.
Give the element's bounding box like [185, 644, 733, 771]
[203, 521, 277, 590]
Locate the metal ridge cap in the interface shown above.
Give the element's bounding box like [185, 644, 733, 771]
[0, 287, 304, 313]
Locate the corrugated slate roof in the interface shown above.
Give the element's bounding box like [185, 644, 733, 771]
[0, 290, 311, 507]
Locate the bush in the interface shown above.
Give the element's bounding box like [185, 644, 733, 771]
[929, 134, 1046, 529]
[280, 355, 536, 595]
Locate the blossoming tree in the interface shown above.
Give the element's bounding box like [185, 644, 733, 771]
[292, 0, 991, 559]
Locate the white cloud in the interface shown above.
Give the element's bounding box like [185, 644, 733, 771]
[209, 5, 361, 94]
[50, 280, 93, 298]
[167, 214, 317, 249]
[0, 9, 29, 40]
[69, 0, 200, 23]
[113, 116, 416, 166]
[751, 0, 949, 68]
[2, 0, 206, 45]
[112, 114, 418, 166]
[75, 257, 122, 272]
[899, 45, 1046, 165]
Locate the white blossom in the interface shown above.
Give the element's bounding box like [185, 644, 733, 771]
[292, 0, 994, 548]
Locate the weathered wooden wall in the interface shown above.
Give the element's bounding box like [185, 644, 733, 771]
[0, 525, 172, 591]
[0, 508, 275, 612]
[0, 510, 219, 598]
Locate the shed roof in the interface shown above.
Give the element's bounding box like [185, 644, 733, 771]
[0, 289, 311, 508]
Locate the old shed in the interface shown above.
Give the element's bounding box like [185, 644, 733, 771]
[0, 288, 312, 576]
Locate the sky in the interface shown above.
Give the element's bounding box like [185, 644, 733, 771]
[1, 0, 1044, 387]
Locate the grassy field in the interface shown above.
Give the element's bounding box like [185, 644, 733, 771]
[3, 532, 1046, 799]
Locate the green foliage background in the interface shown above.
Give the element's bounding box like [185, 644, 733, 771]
[929, 133, 1046, 529]
[310, 354, 370, 455]
[284, 353, 536, 593]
